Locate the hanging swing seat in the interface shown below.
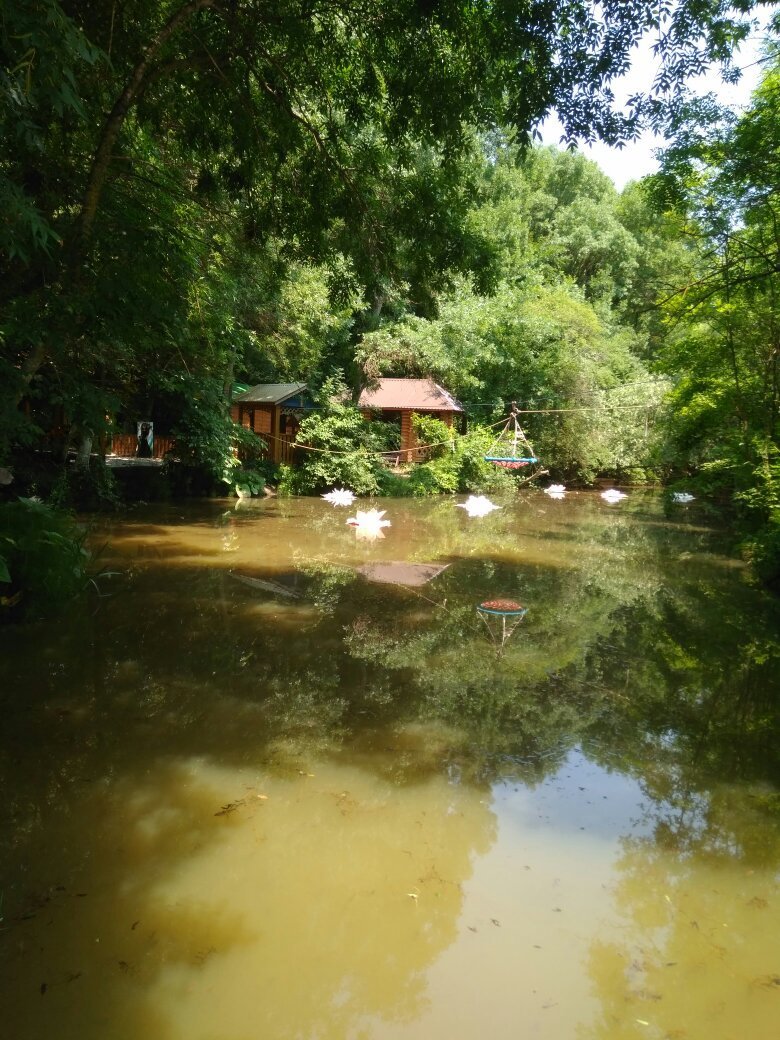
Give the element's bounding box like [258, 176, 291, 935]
[476, 598, 527, 654]
[477, 599, 527, 617]
[483, 455, 538, 469]
[485, 402, 539, 470]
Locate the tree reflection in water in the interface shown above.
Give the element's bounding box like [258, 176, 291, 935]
[1, 495, 778, 1039]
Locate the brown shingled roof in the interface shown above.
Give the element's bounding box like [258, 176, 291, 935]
[357, 378, 463, 413]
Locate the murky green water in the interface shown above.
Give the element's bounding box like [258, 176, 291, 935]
[2, 492, 779, 1040]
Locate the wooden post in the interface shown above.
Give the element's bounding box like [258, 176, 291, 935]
[272, 405, 282, 463]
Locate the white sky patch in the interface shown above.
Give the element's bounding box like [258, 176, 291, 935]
[539, 26, 774, 190]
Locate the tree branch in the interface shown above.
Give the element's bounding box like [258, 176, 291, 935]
[75, 0, 217, 250]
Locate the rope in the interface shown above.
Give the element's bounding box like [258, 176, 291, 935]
[249, 400, 659, 462]
[256, 414, 509, 461]
[260, 431, 464, 459]
[512, 403, 661, 414]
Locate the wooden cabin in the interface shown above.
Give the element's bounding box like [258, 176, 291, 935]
[357, 378, 465, 462]
[231, 382, 314, 464]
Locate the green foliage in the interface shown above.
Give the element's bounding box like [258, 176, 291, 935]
[0, 0, 772, 601]
[456, 427, 518, 493]
[1, 0, 764, 482]
[646, 49, 780, 579]
[411, 413, 453, 456]
[406, 425, 516, 496]
[49, 459, 121, 512]
[279, 375, 386, 496]
[0, 497, 91, 620]
[228, 459, 277, 496]
[163, 376, 264, 484]
[406, 456, 460, 496]
[734, 441, 780, 582]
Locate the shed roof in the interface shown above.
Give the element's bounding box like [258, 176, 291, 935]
[357, 378, 463, 413]
[356, 562, 450, 586]
[233, 382, 308, 405]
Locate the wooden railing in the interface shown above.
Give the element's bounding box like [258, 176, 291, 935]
[109, 434, 176, 459]
[278, 434, 296, 464]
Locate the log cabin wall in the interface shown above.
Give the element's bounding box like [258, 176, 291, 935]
[399, 411, 414, 462]
[232, 404, 277, 461]
[252, 406, 273, 438]
[399, 410, 454, 462]
[252, 406, 277, 461]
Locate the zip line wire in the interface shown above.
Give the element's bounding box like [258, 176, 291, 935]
[257, 397, 663, 460]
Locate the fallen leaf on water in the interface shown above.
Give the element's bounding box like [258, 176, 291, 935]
[636, 1019, 649, 1026]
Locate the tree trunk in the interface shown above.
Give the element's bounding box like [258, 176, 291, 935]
[12, 0, 218, 407]
[76, 0, 217, 249]
[76, 432, 93, 472]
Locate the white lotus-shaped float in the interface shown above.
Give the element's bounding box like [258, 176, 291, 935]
[346, 508, 391, 539]
[322, 487, 356, 507]
[544, 484, 566, 499]
[601, 488, 627, 503]
[456, 495, 500, 518]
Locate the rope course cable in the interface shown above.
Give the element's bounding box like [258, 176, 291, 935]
[254, 397, 661, 462]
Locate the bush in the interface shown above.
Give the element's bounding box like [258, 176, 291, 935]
[406, 424, 516, 496]
[0, 498, 92, 621]
[406, 456, 460, 495]
[49, 458, 121, 511]
[410, 413, 453, 458]
[455, 426, 517, 493]
[283, 375, 387, 495]
[225, 459, 278, 497]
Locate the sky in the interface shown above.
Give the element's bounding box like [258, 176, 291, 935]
[540, 26, 773, 190]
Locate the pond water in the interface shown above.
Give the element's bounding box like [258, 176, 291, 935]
[1, 491, 779, 1040]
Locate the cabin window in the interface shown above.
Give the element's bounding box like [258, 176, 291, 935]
[280, 412, 300, 436]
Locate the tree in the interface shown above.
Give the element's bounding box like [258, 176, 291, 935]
[648, 38, 780, 578]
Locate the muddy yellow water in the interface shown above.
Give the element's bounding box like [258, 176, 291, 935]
[2, 493, 779, 1039]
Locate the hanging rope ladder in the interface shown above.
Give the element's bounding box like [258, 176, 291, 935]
[484, 401, 539, 469]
